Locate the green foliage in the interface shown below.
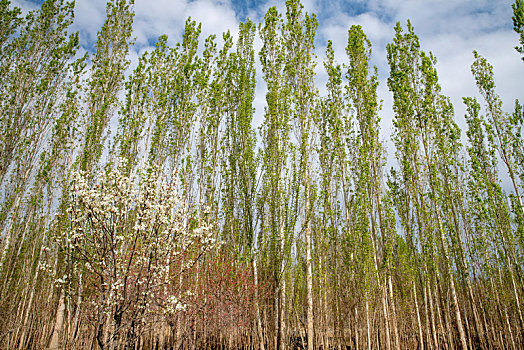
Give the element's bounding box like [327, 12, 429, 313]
[0, 0, 523, 348]
[513, 0, 524, 60]
[80, 0, 134, 172]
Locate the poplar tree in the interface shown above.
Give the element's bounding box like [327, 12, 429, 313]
[513, 0, 524, 61]
[346, 24, 400, 350]
[282, 1, 318, 347]
[463, 97, 521, 347]
[469, 52, 524, 342]
[79, 0, 134, 173]
[0, 1, 79, 346]
[139, 18, 201, 180]
[0, 0, 20, 51]
[116, 47, 150, 174]
[0, 0, 21, 105]
[471, 52, 524, 271]
[215, 20, 261, 346]
[220, 20, 257, 257]
[0, 0, 77, 235]
[471, 52, 523, 212]
[258, 6, 295, 348]
[387, 21, 468, 349]
[319, 39, 349, 349]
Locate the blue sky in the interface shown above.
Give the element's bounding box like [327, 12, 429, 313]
[12, 0, 524, 161]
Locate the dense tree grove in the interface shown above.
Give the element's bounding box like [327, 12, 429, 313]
[0, 0, 523, 348]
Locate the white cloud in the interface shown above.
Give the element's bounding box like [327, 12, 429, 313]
[72, 0, 107, 48]
[133, 0, 189, 47]
[185, 0, 239, 41]
[132, 0, 239, 48]
[11, 0, 39, 13]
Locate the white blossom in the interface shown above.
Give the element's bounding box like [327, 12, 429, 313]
[64, 160, 219, 336]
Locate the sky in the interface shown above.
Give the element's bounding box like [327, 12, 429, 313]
[12, 0, 524, 159]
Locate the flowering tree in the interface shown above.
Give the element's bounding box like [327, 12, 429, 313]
[61, 161, 217, 349]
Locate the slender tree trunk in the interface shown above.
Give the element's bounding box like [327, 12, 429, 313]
[382, 285, 392, 350]
[428, 283, 438, 349]
[17, 262, 41, 350]
[448, 274, 467, 349]
[279, 222, 286, 350]
[365, 298, 371, 350]
[306, 222, 314, 350]
[413, 281, 425, 350]
[253, 258, 266, 350]
[388, 275, 401, 350]
[354, 306, 359, 349]
[274, 284, 280, 350]
[49, 292, 65, 350]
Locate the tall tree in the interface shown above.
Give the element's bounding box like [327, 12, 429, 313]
[346, 24, 400, 350]
[258, 5, 299, 348]
[0, 1, 79, 346]
[79, 0, 134, 173]
[220, 19, 257, 258]
[387, 21, 468, 349]
[513, 0, 524, 61]
[318, 39, 349, 350]
[282, 1, 318, 348]
[48, 1, 135, 347]
[471, 52, 524, 275]
[469, 51, 524, 341]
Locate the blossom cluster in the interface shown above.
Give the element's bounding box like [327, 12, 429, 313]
[63, 159, 219, 342]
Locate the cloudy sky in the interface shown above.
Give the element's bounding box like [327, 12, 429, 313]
[13, 0, 524, 152]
